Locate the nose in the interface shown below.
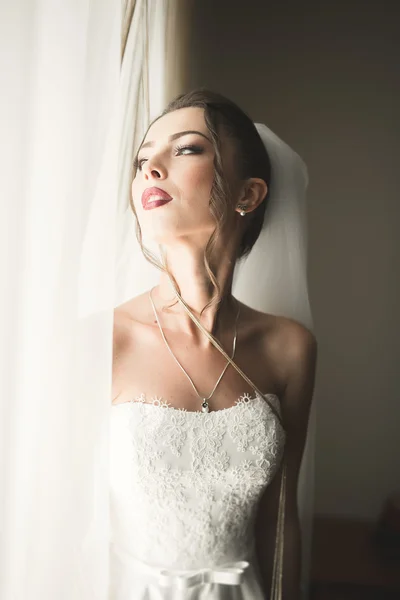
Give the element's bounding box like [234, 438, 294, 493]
[142, 157, 167, 180]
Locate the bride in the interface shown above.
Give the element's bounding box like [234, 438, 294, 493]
[110, 89, 317, 600]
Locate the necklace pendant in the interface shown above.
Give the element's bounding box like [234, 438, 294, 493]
[201, 400, 209, 413]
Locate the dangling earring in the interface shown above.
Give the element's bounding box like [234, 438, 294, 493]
[237, 204, 247, 216]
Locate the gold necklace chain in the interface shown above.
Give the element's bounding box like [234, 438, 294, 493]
[149, 287, 240, 413]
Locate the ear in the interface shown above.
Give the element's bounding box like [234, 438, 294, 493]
[235, 177, 268, 215]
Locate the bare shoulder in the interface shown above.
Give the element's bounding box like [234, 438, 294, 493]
[113, 306, 132, 350]
[114, 290, 153, 327]
[236, 301, 316, 397]
[113, 292, 150, 342]
[112, 292, 155, 400]
[242, 302, 316, 366]
[273, 315, 317, 365]
[270, 315, 317, 394]
[112, 297, 144, 402]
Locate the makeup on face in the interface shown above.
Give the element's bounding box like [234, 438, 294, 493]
[141, 186, 173, 210]
[133, 129, 211, 174]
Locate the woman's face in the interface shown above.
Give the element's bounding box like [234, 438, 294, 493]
[131, 107, 238, 245]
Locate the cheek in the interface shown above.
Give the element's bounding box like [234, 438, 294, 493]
[182, 162, 214, 195]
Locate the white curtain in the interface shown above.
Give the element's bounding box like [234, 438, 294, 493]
[0, 1, 174, 598]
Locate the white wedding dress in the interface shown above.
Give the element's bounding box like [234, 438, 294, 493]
[109, 389, 286, 600]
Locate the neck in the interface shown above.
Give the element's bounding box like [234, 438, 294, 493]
[154, 243, 238, 345]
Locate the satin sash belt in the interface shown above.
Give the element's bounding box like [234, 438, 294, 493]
[111, 543, 250, 590]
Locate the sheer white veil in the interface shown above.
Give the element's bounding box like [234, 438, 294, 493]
[114, 120, 315, 598]
[235, 124, 315, 598]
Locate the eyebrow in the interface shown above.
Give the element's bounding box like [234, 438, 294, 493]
[139, 130, 212, 151]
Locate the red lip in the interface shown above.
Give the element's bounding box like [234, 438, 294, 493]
[141, 186, 173, 210]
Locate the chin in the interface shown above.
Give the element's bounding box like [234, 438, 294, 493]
[141, 226, 179, 246]
[140, 216, 216, 247]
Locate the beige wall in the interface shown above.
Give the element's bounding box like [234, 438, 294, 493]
[186, 0, 400, 520]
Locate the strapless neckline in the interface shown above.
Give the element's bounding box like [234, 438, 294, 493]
[109, 387, 286, 594]
[111, 391, 280, 416]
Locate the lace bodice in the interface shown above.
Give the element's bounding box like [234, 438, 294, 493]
[109, 391, 285, 572]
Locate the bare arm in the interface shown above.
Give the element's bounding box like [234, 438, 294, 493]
[254, 321, 318, 599]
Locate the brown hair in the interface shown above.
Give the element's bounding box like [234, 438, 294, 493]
[130, 88, 271, 316]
